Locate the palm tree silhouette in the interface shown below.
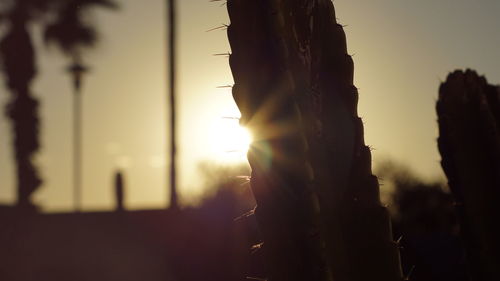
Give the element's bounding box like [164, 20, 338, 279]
[0, 0, 115, 211]
[0, 1, 48, 211]
[43, 0, 117, 211]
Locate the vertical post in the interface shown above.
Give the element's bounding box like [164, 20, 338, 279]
[68, 61, 88, 212]
[115, 170, 124, 212]
[74, 82, 82, 212]
[167, 0, 178, 209]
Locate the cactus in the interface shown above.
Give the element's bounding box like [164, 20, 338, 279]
[227, 1, 329, 280]
[227, 1, 402, 281]
[437, 69, 500, 281]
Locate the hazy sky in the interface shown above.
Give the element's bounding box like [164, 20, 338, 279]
[1, 0, 499, 212]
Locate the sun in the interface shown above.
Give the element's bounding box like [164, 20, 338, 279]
[208, 117, 252, 162]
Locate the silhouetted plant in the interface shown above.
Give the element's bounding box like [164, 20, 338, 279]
[0, 0, 49, 211]
[0, 0, 116, 211]
[226, 1, 402, 281]
[197, 162, 251, 199]
[437, 69, 500, 281]
[43, 0, 117, 58]
[376, 160, 467, 281]
[227, 1, 330, 280]
[43, 0, 117, 211]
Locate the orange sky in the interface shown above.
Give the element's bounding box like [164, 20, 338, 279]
[1, 0, 499, 212]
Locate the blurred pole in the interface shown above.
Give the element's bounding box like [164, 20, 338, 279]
[68, 60, 88, 212]
[115, 170, 124, 212]
[167, 0, 178, 210]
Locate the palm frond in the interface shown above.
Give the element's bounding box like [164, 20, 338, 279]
[42, 0, 117, 56]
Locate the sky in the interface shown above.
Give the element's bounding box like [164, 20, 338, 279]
[0, 0, 499, 212]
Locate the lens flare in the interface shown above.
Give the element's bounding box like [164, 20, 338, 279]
[208, 118, 252, 162]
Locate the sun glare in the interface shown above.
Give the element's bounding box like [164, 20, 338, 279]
[208, 118, 252, 162]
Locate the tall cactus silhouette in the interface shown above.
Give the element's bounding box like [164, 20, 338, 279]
[437, 69, 500, 281]
[227, 1, 402, 281]
[227, 0, 329, 280]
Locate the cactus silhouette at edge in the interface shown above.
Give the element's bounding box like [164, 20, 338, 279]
[437, 69, 500, 281]
[303, 2, 402, 281]
[227, 1, 402, 281]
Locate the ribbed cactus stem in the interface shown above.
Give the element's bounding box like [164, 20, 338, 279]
[303, 2, 401, 281]
[227, 1, 402, 280]
[437, 69, 500, 281]
[228, 1, 330, 280]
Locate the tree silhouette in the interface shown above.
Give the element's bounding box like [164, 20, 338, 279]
[0, 0, 48, 211]
[43, 0, 117, 211]
[43, 0, 117, 56]
[0, 0, 116, 211]
[376, 160, 467, 281]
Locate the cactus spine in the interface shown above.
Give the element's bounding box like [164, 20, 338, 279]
[437, 69, 500, 281]
[227, 1, 402, 281]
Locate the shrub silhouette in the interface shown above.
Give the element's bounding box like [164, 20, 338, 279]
[376, 160, 467, 281]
